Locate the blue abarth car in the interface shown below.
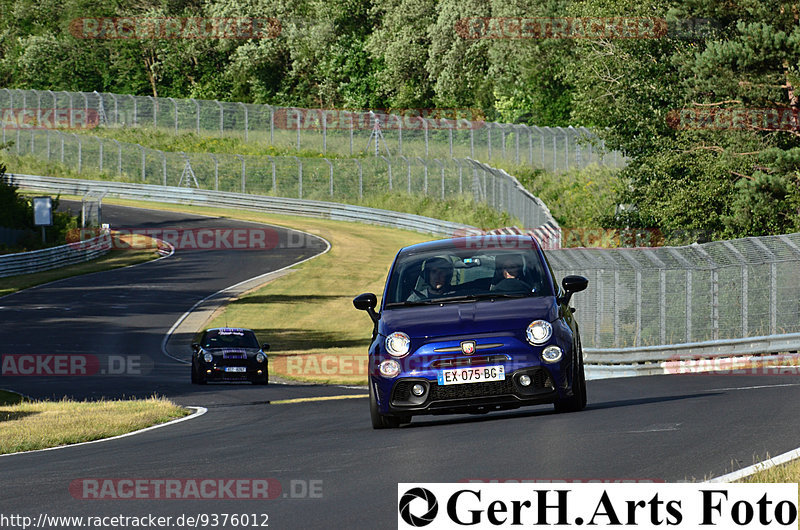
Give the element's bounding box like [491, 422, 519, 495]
[353, 235, 588, 428]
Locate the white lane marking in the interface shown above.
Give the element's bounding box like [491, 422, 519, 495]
[160, 226, 331, 364]
[625, 423, 681, 434]
[0, 406, 207, 458]
[704, 382, 800, 392]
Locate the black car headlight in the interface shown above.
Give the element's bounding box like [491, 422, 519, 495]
[256, 353, 266, 363]
[203, 353, 214, 363]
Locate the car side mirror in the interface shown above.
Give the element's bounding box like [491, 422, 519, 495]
[262, 343, 270, 352]
[353, 292, 380, 325]
[191, 343, 199, 352]
[558, 275, 589, 306]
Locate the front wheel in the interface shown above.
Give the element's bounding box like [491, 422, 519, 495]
[554, 348, 586, 413]
[192, 362, 207, 385]
[370, 382, 403, 429]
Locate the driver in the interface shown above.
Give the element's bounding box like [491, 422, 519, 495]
[407, 257, 454, 301]
[496, 253, 523, 280]
[491, 253, 530, 291]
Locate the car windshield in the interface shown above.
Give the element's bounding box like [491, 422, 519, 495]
[384, 246, 553, 307]
[202, 329, 259, 349]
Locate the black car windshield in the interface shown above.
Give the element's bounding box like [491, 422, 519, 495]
[384, 246, 553, 306]
[202, 329, 259, 349]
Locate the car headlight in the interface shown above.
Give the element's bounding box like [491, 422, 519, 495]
[542, 345, 563, 363]
[203, 353, 214, 363]
[526, 320, 552, 345]
[379, 359, 400, 377]
[385, 332, 411, 357]
[256, 353, 266, 363]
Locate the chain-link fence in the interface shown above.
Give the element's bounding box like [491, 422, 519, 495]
[2, 127, 560, 240]
[0, 88, 627, 172]
[549, 235, 800, 349]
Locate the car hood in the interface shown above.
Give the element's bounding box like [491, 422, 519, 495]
[379, 297, 558, 339]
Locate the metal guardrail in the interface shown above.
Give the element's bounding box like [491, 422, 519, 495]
[585, 333, 800, 364]
[0, 232, 110, 278]
[8, 173, 476, 237]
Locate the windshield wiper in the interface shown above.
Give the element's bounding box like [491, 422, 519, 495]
[468, 292, 531, 300]
[385, 292, 533, 308]
[384, 300, 439, 308]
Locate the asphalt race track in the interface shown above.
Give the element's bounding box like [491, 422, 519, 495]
[2, 203, 800, 529]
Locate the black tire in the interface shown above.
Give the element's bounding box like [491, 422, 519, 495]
[194, 363, 207, 385]
[370, 382, 402, 429]
[578, 339, 587, 409]
[554, 346, 586, 413]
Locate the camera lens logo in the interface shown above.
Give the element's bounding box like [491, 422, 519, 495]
[399, 487, 438, 527]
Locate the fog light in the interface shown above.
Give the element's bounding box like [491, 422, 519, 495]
[206, 369, 212, 374]
[519, 374, 532, 387]
[411, 383, 426, 396]
[379, 359, 400, 377]
[542, 345, 563, 363]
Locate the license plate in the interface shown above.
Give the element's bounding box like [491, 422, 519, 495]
[224, 366, 247, 373]
[437, 365, 505, 386]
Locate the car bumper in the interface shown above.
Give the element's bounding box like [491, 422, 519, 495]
[376, 365, 560, 415]
[201, 363, 268, 382]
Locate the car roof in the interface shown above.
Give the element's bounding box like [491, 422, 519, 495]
[398, 235, 542, 255]
[204, 327, 254, 333]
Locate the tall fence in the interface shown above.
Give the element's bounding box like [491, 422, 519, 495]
[0, 88, 627, 173]
[549, 234, 800, 350]
[2, 127, 561, 245]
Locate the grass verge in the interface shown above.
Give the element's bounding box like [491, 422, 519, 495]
[0, 390, 189, 455]
[736, 459, 800, 483]
[0, 234, 163, 298]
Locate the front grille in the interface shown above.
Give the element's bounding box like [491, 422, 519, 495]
[393, 381, 416, 402]
[430, 355, 508, 369]
[430, 378, 516, 401]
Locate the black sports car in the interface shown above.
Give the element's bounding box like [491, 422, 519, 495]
[191, 328, 270, 385]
